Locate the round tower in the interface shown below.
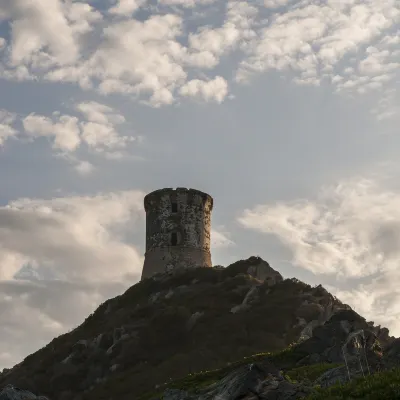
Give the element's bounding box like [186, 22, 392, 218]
[141, 187, 213, 280]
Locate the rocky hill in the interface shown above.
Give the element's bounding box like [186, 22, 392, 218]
[152, 307, 400, 399]
[0, 256, 396, 399]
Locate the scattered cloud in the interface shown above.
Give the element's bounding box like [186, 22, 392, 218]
[74, 159, 96, 176]
[179, 76, 228, 103]
[211, 228, 235, 249]
[0, 190, 145, 368]
[238, 177, 400, 279]
[0, 110, 18, 146]
[237, 0, 399, 95]
[75, 101, 125, 125]
[23, 113, 81, 152]
[1, 0, 78, 66]
[329, 274, 400, 336]
[1, 101, 136, 172]
[108, 0, 146, 16]
[370, 88, 400, 122]
[159, 0, 216, 8]
[47, 13, 188, 105]
[0, 278, 132, 369]
[0, 0, 397, 113]
[187, 1, 258, 69]
[0, 191, 145, 283]
[263, 0, 294, 9]
[239, 175, 400, 334]
[76, 102, 133, 154]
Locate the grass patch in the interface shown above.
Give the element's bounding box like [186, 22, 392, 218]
[285, 363, 343, 383]
[306, 368, 400, 399]
[137, 344, 303, 400]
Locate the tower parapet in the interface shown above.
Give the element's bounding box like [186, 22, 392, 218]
[141, 188, 213, 279]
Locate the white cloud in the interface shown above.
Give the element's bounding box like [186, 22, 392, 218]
[238, 177, 400, 279]
[18, 101, 134, 165]
[76, 101, 132, 152]
[0, 110, 18, 146]
[159, 0, 215, 7]
[187, 1, 258, 69]
[237, 0, 400, 95]
[108, 0, 146, 16]
[64, 1, 103, 36]
[179, 76, 228, 102]
[1, 0, 79, 66]
[0, 191, 145, 283]
[263, 0, 294, 9]
[370, 88, 400, 121]
[74, 160, 95, 176]
[188, 22, 240, 65]
[23, 113, 81, 152]
[0, 278, 131, 369]
[211, 228, 235, 249]
[358, 47, 398, 76]
[80, 121, 131, 151]
[47, 14, 188, 106]
[239, 175, 400, 335]
[76, 101, 126, 125]
[0, 0, 257, 105]
[0, 189, 145, 369]
[0, 0, 397, 112]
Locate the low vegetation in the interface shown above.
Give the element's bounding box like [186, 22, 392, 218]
[306, 368, 400, 399]
[285, 362, 343, 383]
[137, 344, 306, 399]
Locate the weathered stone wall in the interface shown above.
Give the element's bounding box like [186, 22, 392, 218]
[141, 188, 213, 279]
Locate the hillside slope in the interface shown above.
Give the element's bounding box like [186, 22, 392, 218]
[0, 257, 393, 399]
[147, 308, 400, 399]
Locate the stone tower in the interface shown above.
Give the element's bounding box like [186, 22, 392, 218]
[141, 187, 213, 280]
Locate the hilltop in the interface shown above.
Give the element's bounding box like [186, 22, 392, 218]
[0, 257, 396, 399]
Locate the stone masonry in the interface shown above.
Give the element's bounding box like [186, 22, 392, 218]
[141, 188, 214, 280]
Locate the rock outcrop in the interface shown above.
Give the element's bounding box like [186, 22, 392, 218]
[162, 362, 312, 400]
[0, 385, 48, 400]
[158, 309, 388, 399]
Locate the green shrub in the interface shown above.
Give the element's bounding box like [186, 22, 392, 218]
[285, 363, 343, 383]
[306, 368, 400, 400]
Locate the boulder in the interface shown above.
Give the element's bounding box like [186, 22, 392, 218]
[313, 365, 349, 388]
[293, 310, 384, 373]
[161, 362, 312, 400]
[246, 257, 283, 285]
[0, 385, 49, 400]
[231, 285, 262, 314]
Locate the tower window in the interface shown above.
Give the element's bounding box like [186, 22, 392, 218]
[171, 202, 178, 213]
[171, 232, 178, 246]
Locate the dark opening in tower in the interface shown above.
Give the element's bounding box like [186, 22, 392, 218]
[171, 232, 178, 246]
[171, 202, 178, 213]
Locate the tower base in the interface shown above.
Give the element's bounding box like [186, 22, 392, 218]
[141, 247, 212, 280]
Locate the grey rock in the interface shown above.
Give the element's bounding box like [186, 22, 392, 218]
[163, 388, 192, 400]
[231, 285, 261, 314]
[314, 365, 350, 388]
[149, 292, 161, 304]
[160, 362, 311, 400]
[246, 257, 283, 284]
[298, 320, 320, 342]
[186, 312, 204, 331]
[0, 385, 49, 400]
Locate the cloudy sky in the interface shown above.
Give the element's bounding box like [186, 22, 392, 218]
[0, 0, 399, 368]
